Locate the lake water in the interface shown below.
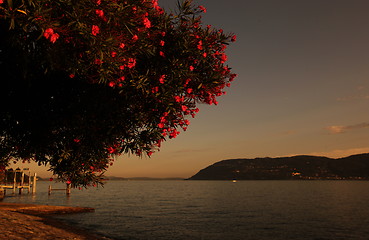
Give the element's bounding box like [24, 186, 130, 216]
[3, 180, 369, 240]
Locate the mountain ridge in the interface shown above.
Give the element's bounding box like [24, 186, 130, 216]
[187, 153, 369, 180]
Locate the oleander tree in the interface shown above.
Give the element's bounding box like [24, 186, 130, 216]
[0, 0, 236, 187]
[0, 165, 4, 182]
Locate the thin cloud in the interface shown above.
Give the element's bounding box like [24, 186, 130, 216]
[336, 95, 369, 101]
[326, 122, 369, 134]
[336, 86, 369, 101]
[326, 125, 345, 134]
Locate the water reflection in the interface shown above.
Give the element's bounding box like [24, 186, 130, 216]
[3, 180, 369, 240]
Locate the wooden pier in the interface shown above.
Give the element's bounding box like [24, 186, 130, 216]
[0, 168, 37, 195]
[48, 183, 71, 195]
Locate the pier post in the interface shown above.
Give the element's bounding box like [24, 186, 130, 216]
[48, 185, 52, 195]
[12, 171, 16, 194]
[26, 170, 30, 193]
[19, 171, 24, 194]
[32, 173, 37, 194]
[66, 183, 71, 195]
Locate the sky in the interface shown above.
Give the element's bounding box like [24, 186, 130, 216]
[13, 0, 369, 178]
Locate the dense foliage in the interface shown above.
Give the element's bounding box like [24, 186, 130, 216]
[0, 0, 236, 187]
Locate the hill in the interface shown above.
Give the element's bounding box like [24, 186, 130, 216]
[187, 153, 369, 180]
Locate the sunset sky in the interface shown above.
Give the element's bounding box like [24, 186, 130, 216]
[14, 0, 369, 178]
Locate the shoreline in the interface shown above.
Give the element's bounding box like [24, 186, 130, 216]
[0, 202, 112, 240]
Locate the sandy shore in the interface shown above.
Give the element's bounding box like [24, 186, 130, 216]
[0, 202, 112, 240]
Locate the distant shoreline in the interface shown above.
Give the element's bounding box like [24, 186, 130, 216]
[185, 178, 369, 181]
[36, 177, 185, 181]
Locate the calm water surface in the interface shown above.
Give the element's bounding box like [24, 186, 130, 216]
[3, 180, 369, 240]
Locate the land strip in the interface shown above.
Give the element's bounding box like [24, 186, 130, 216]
[0, 202, 111, 240]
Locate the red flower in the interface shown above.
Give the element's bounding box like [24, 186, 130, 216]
[50, 33, 59, 43]
[231, 35, 237, 42]
[159, 51, 165, 57]
[43, 28, 60, 43]
[169, 130, 180, 139]
[95, 9, 104, 18]
[174, 96, 182, 102]
[43, 28, 54, 39]
[92, 25, 100, 36]
[127, 58, 136, 68]
[119, 65, 125, 70]
[143, 17, 151, 28]
[49, 178, 53, 181]
[159, 75, 166, 84]
[111, 52, 117, 58]
[109, 82, 116, 87]
[181, 105, 188, 111]
[107, 147, 116, 154]
[189, 66, 194, 71]
[148, 151, 153, 157]
[73, 138, 80, 143]
[152, 86, 159, 93]
[119, 43, 125, 48]
[160, 40, 165, 46]
[152, 0, 158, 8]
[94, 59, 103, 65]
[230, 74, 237, 81]
[199, 5, 207, 13]
[132, 35, 139, 41]
[197, 40, 203, 50]
[219, 53, 227, 63]
[186, 88, 193, 94]
[69, 74, 75, 78]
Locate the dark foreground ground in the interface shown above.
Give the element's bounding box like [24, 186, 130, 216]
[0, 202, 112, 240]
